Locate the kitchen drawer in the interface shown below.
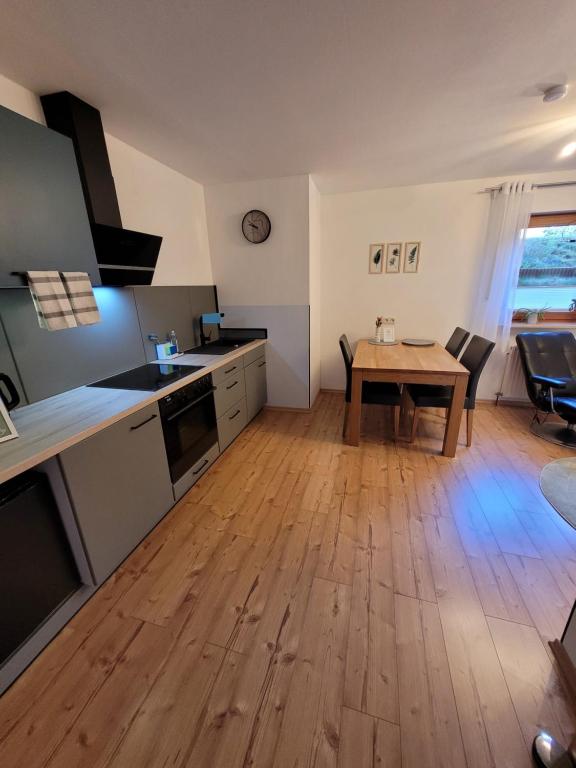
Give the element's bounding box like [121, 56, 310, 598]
[243, 344, 266, 367]
[212, 357, 244, 385]
[217, 398, 247, 452]
[214, 369, 245, 417]
[173, 442, 220, 501]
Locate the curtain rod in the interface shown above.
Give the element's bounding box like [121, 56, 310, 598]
[480, 180, 576, 194]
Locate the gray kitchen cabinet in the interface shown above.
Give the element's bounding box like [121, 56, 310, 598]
[58, 403, 173, 583]
[245, 353, 267, 422]
[0, 104, 100, 287]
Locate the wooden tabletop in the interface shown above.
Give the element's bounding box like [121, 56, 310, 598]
[353, 339, 469, 376]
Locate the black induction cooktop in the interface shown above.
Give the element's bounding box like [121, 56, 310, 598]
[88, 363, 204, 392]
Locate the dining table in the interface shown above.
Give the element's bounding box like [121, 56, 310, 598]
[345, 339, 470, 457]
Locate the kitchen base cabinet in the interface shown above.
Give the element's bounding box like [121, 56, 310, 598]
[245, 354, 267, 422]
[59, 403, 173, 584]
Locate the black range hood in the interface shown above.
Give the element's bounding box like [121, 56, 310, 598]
[40, 91, 162, 286]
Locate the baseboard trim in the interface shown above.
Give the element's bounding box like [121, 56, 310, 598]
[264, 390, 339, 414]
[321, 388, 345, 394]
[488, 398, 530, 407]
[264, 405, 313, 414]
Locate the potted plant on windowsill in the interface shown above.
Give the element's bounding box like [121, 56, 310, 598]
[514, 307, 550, 324]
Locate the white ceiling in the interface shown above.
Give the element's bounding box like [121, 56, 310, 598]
[2, 0, 576, 192]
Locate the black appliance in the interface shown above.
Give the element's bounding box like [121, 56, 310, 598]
[0, 373, 20, 411]
[0, 471, 81, 666]
[88, 363, 203, 392]
[159, 373, 218, 491]
[40, 91, 162, 286]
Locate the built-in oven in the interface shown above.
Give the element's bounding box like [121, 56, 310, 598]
[159, 373, 218, 500]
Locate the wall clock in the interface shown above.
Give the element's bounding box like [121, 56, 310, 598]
[242, 210, 271, 244]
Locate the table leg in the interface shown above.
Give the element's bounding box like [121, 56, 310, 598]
[346, 370, 362, 446]
[442, 375, 467, 457]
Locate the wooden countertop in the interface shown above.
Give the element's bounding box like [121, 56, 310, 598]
[0, 340, 266, 485]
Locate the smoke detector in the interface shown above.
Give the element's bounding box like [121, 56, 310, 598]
[543, 84, 568, 102]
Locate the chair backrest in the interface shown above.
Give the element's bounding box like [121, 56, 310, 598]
[445, 327, 470, 358]
[339, 334, 354, 402]
[516, 332, 576, 406]
[459, 335, 495, 407]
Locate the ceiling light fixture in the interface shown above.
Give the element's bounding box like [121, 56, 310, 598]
[560, 141, 576, 158]
[543, 84, 568, 102]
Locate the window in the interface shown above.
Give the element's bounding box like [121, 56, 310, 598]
[514, 212, 576, 319]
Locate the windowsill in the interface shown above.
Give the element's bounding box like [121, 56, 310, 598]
[511, 321, 576, 329]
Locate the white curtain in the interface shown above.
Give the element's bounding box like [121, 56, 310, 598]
[474, 180, 535, 347]
[473, 180, 535, 392]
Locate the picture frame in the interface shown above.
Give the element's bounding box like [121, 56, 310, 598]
[368, 243, 384, 274]
[403, 241, 420, 273]
[386, 242, 402, 273]
[0, 399, 18, 443]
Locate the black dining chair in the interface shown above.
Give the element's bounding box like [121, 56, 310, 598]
[339, 334, 402, 439]
[406, 334, 495, 446]
[445, 327, 470, 358]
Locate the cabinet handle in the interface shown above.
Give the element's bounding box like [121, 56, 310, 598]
[192, 458, 209, 475]
[224, 366, 237, 375]
[226, 380, 239, 390]
[228, 409, 241, 421]
[130, 414, 158, 431]
[258, 361, 266, 367]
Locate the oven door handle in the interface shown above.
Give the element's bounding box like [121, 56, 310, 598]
[164, 387, 216, 422]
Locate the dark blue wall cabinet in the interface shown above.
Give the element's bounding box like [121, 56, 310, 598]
[0, 104, 100, 288]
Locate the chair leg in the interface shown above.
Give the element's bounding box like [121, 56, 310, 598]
[466, 409, 473, 447]
[410, 407, 420, 443]
[393, 405, 400, 440]
[400, 385, 411, 425]
[342, 401, 349, 438]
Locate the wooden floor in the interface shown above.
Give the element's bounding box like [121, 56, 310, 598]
[1, 393, 576, 767]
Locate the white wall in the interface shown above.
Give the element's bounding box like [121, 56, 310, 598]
[205, 174, 312, 408]
[309, 177, 322, 406]
[0, 74, 212, 286]
[205, 175, 310, 306]
[320, 170, 576, 398]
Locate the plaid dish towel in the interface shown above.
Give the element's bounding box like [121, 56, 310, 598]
[61, 272, 101, 326]
[27, 271, 78, 331]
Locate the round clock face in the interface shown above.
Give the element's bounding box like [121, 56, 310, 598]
[242, 210, 271, 244]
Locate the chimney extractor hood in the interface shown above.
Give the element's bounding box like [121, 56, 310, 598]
[41, 91, 162, 286]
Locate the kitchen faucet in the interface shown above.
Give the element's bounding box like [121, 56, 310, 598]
[199, 312, 225, 346]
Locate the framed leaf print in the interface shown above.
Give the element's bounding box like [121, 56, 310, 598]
[386, 243, 401, 273]
[404, 242, 420, 273]
[369, 243, 384, 274]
